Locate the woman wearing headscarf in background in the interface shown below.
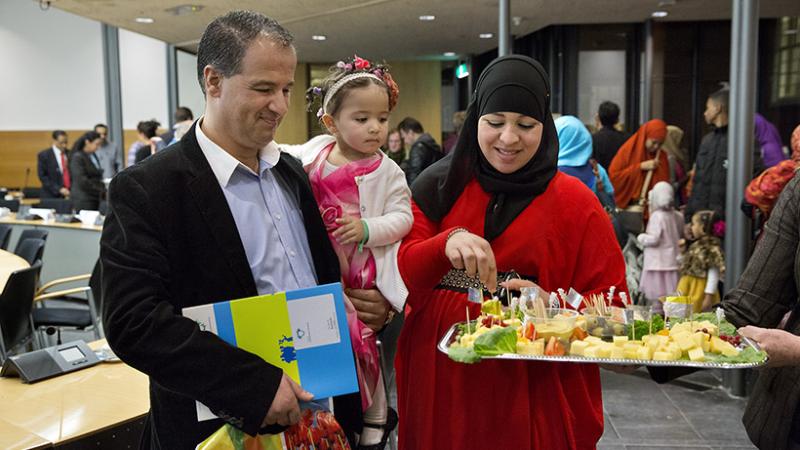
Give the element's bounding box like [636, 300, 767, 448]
[661, 125, 690, 205]
[555, 115, 615, 201]
[609, 119, 669, 210]
[745, 124, 800, 220]
[755, 113, 786, 168]
[556, 115, 627, 246]
[395, 55, 627, 450]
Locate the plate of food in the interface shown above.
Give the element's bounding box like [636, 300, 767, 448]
[440, 293, 768, 369]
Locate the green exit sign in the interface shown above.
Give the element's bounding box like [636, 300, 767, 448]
[456, 63, 469, 79]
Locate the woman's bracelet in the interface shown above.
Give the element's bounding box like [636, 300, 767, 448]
[446, 227, 470, 242]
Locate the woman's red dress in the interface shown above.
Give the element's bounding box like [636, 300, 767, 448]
[396, 173, 627, 449]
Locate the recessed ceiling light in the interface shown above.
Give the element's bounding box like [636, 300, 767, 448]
[479, 33, 494, 39]
[443, 52, 456, 57]
[312, 35, 327, 41]
[784, 29, 799, 35]
[651, 11, 668, 18]
[419, 15, 435, 21]
[135, 17, 155, 24]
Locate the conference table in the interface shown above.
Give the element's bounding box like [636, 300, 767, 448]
[0, 340, 150, 449]
[0, 249, 29, 289]
[0, 213, 101, 284]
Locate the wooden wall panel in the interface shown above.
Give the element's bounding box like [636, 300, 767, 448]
[0, 129, 156, 189]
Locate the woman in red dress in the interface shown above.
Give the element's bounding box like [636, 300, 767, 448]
[395, 55, 628, 449]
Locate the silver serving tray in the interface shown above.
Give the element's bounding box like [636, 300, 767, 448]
[437, 323, 768, 369]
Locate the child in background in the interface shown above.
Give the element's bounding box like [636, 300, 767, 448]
[677, 210, 726, 313]
[283, 55, 410, 450]
[637, 181, 683, 314]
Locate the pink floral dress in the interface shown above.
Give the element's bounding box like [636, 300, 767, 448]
[307, 142, 382, 411]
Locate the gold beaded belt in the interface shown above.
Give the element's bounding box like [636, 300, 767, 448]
[435, 269, 535, 294]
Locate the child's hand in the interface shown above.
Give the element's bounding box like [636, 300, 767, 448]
[701, 293, 714, 312]
[332, 216, 365, 245]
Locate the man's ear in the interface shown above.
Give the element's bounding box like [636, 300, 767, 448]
[321, 114, 337, 135]
[204, 65, 222, 98]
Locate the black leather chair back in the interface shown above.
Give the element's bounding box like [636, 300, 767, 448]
[0, 224, 11, 250]
[15, 238, 46, 266]
[0, 261, 41, 359]
[13, 229, 48, 254]
[0, 199, 20, 212]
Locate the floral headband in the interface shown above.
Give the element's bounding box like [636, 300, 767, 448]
[312, 55, 400, 118]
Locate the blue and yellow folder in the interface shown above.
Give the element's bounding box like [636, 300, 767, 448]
[183, 282, 358, 401]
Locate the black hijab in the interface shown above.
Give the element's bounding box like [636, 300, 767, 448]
[412, 55, 559, 241]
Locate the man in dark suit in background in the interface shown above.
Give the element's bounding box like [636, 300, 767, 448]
[101, 10, 390, 449]
[37, 130, 70, 198]
[591, 101, 629, 169]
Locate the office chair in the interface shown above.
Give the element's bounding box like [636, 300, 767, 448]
[15, 238, 46, 266]
[0, 224, 11, 250]
[35, 198, 74, 214]
[13, 229, 48, 254]
[0, 199, 20, 212]
[32, 261, 103, 346]
[0, 261, 42, 362]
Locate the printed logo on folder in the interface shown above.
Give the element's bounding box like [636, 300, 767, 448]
[182, 283, 358, 422]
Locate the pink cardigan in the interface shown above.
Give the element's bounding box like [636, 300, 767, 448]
[638, 209, 684, 271]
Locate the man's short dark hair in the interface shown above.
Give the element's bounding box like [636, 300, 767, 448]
[175, 107, 194, 122]
[94, 123, 108, 131]
[397, 117, 424, 134]
[52, 130, 66, 140]
[708, 87, 729, 114]
[597, 101, 620, 128]
[197, 10, 294, 95]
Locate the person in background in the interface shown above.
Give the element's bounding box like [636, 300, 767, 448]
[93, 123, 123, 179]
[397, 116, 442, 186]
[555, 115, 615, 202]
[37, 130, 70, 198]
[608, 119, 669, 210]
[745, 124, 800, 220]
[755, 112, 786, 168]
[160, 106, 195, 145]
[442, 110, 466, 155]
[678, 210, 725, 313]
[133, 119, 167, 164]
[722, 173, 800, 450]
[385, 128, 406, 167]
[592, 101, 629, 169]
[661, 125, 690, 205]
[637, 182, 683, 314]
[69, 131, 106, 211]
[101, 11, 389, 448]
[685, 86, 764, 222]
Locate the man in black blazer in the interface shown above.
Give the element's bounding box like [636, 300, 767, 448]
[101, 11, 390, 450]
[37, 130, 70, 198]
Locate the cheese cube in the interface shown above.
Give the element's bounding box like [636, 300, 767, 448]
[570, 340, 590, 357]
[584, 346, 601, 358]
[610, 347, 625, 359]
[688, 347, 706, 362]
[584, 336, 604, 345]
[613, 336, 629, 347]
[637, 346, 653, 360]
[653, 351, 676, 361]
[676, 334, 697, 352]
[623, 348, 640, 359]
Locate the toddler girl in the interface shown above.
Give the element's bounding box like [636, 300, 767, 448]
[285, 55, 410, 450]
[637, 182, 683, 314]
[677, 210, 725, 313]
